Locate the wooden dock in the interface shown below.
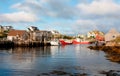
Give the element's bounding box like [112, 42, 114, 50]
[0, 41, 50, 48]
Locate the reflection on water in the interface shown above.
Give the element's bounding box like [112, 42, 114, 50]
[0, 45, 120, 76]
[0, 47, 51, 62]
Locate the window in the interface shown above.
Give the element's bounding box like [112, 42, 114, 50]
[112, 35, 115, 38]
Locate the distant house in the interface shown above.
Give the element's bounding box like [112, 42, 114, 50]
[50, 30, 61, 38]
[0, 25, 13, 32]
[87, 30, 104, 38]
[95, 34, 105, 41]
[51, 30, 60, 35]
[3, 26, 13, 31]
[87, 31, 96, 38]
[105, 28, 120, 42]
[7, 30, 29, 41]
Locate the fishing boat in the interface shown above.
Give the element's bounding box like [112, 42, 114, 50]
[59, 39, 72, 45]
[72, 38, 90, 44]
[50, 40, 59, 46]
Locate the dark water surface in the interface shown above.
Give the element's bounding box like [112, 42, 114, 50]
[0, 45, 120, 76]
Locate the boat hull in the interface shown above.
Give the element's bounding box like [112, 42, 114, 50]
[72, 40, 90, 44]
[59, 39, 72, 45]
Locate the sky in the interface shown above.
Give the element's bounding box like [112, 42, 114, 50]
[0, 0, 120, 35]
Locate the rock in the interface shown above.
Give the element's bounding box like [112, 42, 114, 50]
[106, 70, 120, 76]
[50, 70, 68, 75]
[73, 73, 87, 76]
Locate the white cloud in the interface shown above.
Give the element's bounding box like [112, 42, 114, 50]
[11, 1, 42, 14]
[77, 0, 120, 15]
[11, 0, 77, 19]
[11, 3, 31, 12]
[0, 11, 38, 22]
[76, 19, 95, 25]
[73, 19, 98, 33]
[1, 0, 120, 34]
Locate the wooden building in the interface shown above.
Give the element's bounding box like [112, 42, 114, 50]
[7, 30, 29, 41]
[29, 30, 52, 42]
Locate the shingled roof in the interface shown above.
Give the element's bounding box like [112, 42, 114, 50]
[8, 30, 27, 36]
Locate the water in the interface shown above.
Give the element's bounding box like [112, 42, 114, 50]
[0, 45, 119, 76]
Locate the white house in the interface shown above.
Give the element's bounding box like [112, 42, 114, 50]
[51, 30, 60, 35]
[3, 26, 13, 31]
[50, 30, 61, 38]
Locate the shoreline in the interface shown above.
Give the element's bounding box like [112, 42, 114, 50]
[88, 45, 120, 63]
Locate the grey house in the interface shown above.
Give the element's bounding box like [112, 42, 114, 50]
[29, 30, 52, 42]
[105, 28, 120, 42]
[105, 29, 120, 46]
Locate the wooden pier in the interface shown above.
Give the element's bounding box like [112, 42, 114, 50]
[0, 41, 50, 48]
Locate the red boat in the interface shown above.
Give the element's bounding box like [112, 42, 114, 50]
[59, 39, 72, 45]
[72, 38, 90, 44]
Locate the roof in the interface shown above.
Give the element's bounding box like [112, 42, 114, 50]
[105, 28, 120, 36]
[8, 30, 27, 36]
[108, 28, 119, 34]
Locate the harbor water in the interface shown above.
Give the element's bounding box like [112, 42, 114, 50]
[0, 44, 120, 76]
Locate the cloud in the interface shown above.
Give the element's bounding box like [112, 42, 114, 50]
[11, 0, 78, 19]
[76, 19, 95, 25]
[0, 11, 38, 22]
[71, 19, 98, 34]
[11, 0, 43, 14]
[43, 0, 77, 19]
[71, 0, 120, 34]
[77, 0, 120, 16]
[1, 0, 120, 34]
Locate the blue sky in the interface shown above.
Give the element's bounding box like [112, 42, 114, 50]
[0, 0, 120, 35]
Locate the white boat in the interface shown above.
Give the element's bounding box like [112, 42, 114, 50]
[50, 40, 59, 46]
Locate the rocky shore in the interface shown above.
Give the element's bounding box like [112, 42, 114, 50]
[88, 45, 120, 76]
[88, 45, 120, 63]
[37, 70, 120, 76]
[37, 70, 87, 76]
[100, 70, 120, 76]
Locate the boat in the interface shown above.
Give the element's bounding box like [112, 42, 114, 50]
[59, 39, 72, 45]
[72, 38, 90, 44]
[50, 40, 59, 46]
